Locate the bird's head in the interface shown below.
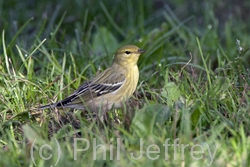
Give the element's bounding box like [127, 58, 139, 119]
[113, 45, 145, 67]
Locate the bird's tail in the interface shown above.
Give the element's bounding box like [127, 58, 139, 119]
[38, 103, 55, 110]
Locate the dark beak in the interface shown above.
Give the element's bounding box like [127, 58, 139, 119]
[138, 49, 146, 53]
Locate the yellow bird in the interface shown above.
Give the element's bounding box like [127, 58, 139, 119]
[39, 45, 145, 112]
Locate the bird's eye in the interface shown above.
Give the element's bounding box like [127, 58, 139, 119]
[125, 51, 131, 54]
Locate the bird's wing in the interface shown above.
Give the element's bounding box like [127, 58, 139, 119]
[54, 68, 126, 107]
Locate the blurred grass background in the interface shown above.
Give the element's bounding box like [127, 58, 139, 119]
[0, 0, 250, 166]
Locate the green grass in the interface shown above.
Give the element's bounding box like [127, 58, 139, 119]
[1, 0, 250, 166]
